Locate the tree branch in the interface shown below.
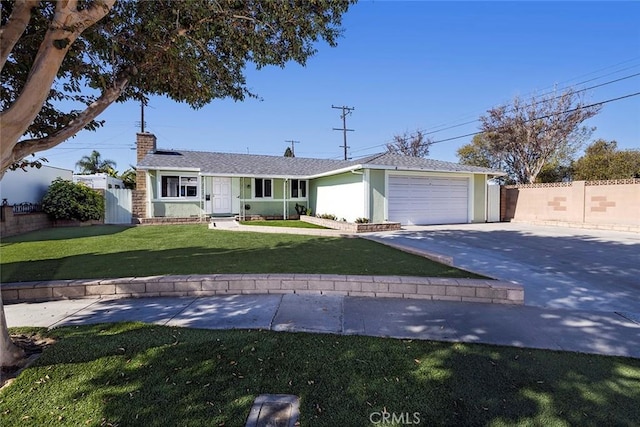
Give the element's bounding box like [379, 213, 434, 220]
[7, 74, 130, 168]
[0, 0, 115, 174]
[0, 0, 40, 70]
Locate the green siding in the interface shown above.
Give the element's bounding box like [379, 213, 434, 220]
[152, 201, 201, 217]
[369, 169, 386, 223]
[473, 174, 486, 222]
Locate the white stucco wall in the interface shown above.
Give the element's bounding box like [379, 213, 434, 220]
[312, 172, 364, 222]
[0, 165, 73, 205]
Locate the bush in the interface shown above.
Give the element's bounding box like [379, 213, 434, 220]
[355, 217, 370, 224]
[317, 213, 337, 220]
[42, 178, 104, 221]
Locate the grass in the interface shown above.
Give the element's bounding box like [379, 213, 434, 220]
[1, 323, 639, 426]
[239, 220, 328, 229]
[0, 225, 483, 282]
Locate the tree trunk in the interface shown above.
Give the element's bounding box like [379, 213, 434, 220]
[0, 291, 24, 367]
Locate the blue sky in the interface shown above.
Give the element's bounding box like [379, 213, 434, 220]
[42, 1, 640, 173]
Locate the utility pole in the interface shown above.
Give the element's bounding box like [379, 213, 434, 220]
[136, 97, 147, 132]
[332, 105, 354, 160]
[285, 140, 300, 156]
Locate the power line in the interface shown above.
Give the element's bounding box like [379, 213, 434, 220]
[422, 91, 640, 146]
[415, 72, 640, 138]
[349, 91, 640, 156]
[420, 72, 640, 138]
[412, 60, 640, 136]
[349, 71, 640, 157]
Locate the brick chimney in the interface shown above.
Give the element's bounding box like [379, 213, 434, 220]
[132, 133, 156, 223]
[136, 132, 157, 163]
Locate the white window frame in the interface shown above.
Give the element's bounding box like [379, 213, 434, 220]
[160, 174, 199, 199]
[254, 178, 273, 199]
[290, 179, 307, 199]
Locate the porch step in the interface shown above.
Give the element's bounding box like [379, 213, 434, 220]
[208, 216, 239, 229]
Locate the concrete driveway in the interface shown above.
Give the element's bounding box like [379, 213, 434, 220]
[364, 222, 640, 314]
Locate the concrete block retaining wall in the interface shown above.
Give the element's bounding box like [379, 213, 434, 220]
[2, 274, 523, 305]
[300, 215, 401, 233]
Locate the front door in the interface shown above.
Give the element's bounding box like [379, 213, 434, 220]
[212, 177, 232, 214]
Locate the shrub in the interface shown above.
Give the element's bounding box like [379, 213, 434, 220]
[355, 217, 370, 224]
[317, 213, 337, 220]
[42, 178, 104, 221]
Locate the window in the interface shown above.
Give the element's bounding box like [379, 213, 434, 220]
[291, 179, 307, 198]
[255, 178, 272, 198]
[161, 175, 198, 198]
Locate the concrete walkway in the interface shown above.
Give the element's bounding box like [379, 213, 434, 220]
[6, 293, 640, 358]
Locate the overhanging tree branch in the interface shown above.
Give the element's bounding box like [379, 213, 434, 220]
[8, 72, 131, 167]
[0, 0, 115, 171]
[0, 0, 40, 70]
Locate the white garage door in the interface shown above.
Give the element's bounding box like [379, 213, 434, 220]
[388, 175, 469, 225]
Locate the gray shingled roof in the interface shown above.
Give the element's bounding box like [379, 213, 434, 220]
[138, 149, 503, 177]
[357, 152, 503, 174]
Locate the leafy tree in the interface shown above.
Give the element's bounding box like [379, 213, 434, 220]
[535, 160, 573, 183]
[478, 89, 601, 183]
[386, 130, 433, 157]
[76, 150, 117, 175]
[457, 133, 500, 169]
[120, 166, 136, 189]
[42, 178, 104, 221]
[0, 0, 354, 367]
[284, 147, 294, 157]
[573, 139, 640, 180]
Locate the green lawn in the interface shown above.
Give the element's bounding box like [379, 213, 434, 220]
[0, 225, 483, 282]
[2, 324, 639, 426]
[239, 220, 328, 229]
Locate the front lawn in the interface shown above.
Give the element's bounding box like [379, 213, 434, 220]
[0, 225, 483, 282]
[1, 324, 639, 426]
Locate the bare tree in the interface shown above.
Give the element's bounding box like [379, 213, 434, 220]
[480, 89, 601, 183]
[385, 130, 433, 157]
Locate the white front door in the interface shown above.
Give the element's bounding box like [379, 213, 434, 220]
[212, 177, 232, 214]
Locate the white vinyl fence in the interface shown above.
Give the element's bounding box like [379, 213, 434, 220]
[487, 184, 500, 222]
[105, 188, 132, 224]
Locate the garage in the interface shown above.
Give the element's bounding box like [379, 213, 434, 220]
[388, 175, 469, 225]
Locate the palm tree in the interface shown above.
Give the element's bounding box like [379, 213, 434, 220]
[76, 150, 117, 175]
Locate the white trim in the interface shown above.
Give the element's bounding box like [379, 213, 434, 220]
[253, 177, 274, 199]
[145, 171, 152, 218]
[138, 166, 200, 172]
[307, 165, 364, 179]
[289, 178, 308, 200]
[363, 169, 371, 221]
[157, 173, 200, 200]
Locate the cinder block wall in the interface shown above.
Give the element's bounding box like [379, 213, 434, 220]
[0, 206, 52, 237]
[502, 179, 640, 230]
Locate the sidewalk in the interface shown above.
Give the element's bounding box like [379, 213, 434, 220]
[6, 293, 640, 358]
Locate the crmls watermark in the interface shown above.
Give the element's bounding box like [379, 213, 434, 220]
[369, 410, 421, 425]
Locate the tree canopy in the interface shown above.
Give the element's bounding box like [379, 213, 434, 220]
[76, 150, 117, 175]
[573, 139, 640, 181]
[385, 130, 432, 157]
[0, 0, 355, 173]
